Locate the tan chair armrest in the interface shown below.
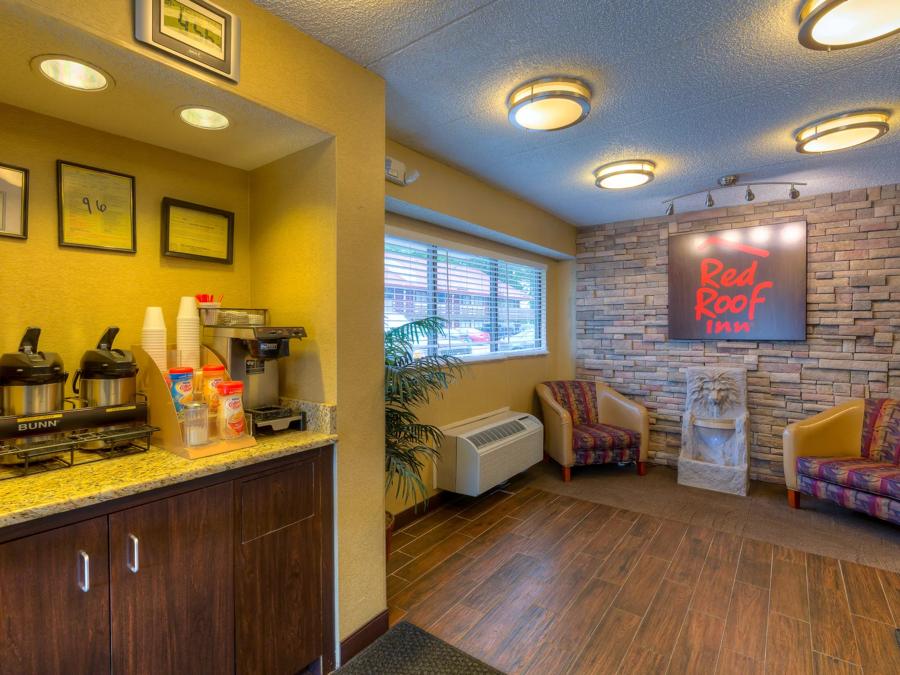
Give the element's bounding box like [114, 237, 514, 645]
[536, 384, 574, 468]
[782, 400, 864, 490]
[597, 385, 650, 462]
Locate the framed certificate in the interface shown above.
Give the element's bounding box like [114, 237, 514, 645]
[161, 197, 234, 264]
[134, 0, 241, 82]
[57, 161, 136, 253]
[0, 162, 28, 240]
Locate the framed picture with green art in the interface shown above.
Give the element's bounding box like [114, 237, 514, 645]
[134, 0, 241, 82]
[161, 197, 234, 264]
[57, 161, 136, 253]
[0, 162, 28, 240]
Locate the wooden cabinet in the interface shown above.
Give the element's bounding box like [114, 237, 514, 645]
[0, 517, 110, 675]
[0, 446, 334, 675]
[235, 453, 328, 674]
[109, 482, 234, 674]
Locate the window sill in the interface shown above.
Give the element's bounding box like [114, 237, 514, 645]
[457, 349, 550, 365]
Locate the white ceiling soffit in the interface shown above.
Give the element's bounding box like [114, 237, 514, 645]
[257, 0, 900, 226]
[0, 3, 327, 171]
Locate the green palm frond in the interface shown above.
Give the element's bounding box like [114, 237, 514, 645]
[385, 317, 464, 510]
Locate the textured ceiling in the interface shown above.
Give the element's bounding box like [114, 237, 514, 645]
[256, 0, 900, 226]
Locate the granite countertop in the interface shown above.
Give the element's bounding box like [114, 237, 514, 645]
[0, 430, 337, 529]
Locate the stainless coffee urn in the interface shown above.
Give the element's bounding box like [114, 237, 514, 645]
[0, 327, 67, 416]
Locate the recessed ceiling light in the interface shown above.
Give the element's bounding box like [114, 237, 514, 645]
[593, 160, 656, 190]
[798, 0, 900, 50]
[34, 55, 111, 91]
[795, 110, 890, 153]
[178, 106, 230, 130]
[507, 78, 591, 131]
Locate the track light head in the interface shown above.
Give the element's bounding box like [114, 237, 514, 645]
[744, 186, 755, 202]
[789, 184, 800, 200]
[665, 202, 675, 216]
[705, 192, 715, 208]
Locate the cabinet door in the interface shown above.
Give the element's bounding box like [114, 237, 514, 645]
[235, 453, 327, 674]
[109, 482, 234, 674]
[0, 516, 110, 675]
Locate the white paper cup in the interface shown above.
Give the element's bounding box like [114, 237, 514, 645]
[177, 296, 198, 319]
[143, 306, 166, 330]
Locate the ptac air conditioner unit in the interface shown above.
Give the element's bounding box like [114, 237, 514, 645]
[435, 408, 543, 497]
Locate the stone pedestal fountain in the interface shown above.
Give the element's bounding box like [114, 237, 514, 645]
[677, 367, 749, 496]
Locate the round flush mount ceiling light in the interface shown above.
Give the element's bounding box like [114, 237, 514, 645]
[34, 55, 111, 91]
[178, 106, 230, 130]
[593, 160, 656, 190]
[798, 0, 900, 50]
[795, 110, 890, 153]
[507, 78, 591, 131]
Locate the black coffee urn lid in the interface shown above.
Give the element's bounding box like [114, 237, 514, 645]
[79, 326, 138, 379]
[0, 327, 67, 385]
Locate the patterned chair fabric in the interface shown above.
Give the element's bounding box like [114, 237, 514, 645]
[860, 398, 900, 464]
[572, 423, 640, 466]
[543, 380, 599, 426]
[797, 475, 900, 525]
[796, 457, 899, 500]
[794, 398, 900, 525]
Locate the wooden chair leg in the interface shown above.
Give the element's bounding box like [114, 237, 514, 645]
[562, 466, 572, 482]
[787, 489, 800, 509]
[637, 461, 647, 476]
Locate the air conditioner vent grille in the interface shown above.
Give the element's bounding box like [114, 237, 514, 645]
[468, 420, 527, 449]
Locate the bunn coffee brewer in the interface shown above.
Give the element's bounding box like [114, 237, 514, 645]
[202, 309, 306, 434]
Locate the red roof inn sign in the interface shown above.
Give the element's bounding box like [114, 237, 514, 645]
[668, 222, 807, 341]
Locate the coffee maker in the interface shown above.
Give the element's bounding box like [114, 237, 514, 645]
[203, 311, 306, 434]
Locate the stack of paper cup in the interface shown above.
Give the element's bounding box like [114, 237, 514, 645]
[176, 296, 201, 370]
[141, 307, 168, 374]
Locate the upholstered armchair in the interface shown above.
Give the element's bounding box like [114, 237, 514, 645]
[536, 380, 649, 482]
[783, 399, 899, 525]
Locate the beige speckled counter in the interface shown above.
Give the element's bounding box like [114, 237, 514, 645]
[0, 430, 336, 529]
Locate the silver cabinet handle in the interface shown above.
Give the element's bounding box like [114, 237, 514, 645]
[127, 533, 140, 573]
[77, 550, 90, 592]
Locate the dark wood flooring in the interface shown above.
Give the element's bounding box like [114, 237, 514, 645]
[387, 481, 900, 674]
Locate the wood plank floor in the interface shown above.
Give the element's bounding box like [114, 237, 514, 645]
[387, 483, 900, 674]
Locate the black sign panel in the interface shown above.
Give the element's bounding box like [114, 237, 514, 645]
[668, 221, 807, 341]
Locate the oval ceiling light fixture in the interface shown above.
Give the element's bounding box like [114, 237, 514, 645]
[178, 106, 230, 130]
[507, 77, 591, 131]
[593, 160, 656, 190]
[34, 55, 111, 91]
[795, 109, 890, 153]
[798, 0, 900, 50]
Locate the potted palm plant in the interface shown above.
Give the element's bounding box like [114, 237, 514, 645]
[384, 317, 464, 557]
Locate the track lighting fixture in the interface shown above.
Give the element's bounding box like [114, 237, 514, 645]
[662, 176, 809, 215]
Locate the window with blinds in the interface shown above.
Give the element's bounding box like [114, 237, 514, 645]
[385, 234, 547, 361]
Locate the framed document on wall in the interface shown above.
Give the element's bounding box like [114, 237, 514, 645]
[161, 197, 234, 264]
[668, 221, 807, 341]
[0, 162, 28, 240]
[57, 161, 136, 253]
[134, 0, 241, 82]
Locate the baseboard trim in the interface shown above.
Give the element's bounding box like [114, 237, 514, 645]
[392, 489, 456, 530]
[339, 609, 389, 666]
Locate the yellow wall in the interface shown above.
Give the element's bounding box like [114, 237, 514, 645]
[9, 0, 386, 643]
[384, 147, 577, 514]
[250, 142, 338, 405]
[0, 103, 251, 374]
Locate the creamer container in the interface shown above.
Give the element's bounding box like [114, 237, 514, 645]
[216, 380, 245, 439]
[168, 367, 194, 413]
[182, 401, 209, 446]
[201, 364, 226, 412]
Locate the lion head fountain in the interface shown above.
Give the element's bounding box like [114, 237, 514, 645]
[678, 367, 749, 496]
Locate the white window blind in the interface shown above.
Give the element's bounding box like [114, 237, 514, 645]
[385, 234, 547, 361]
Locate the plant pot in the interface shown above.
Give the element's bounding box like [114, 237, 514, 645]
[385, 511, 396, 560]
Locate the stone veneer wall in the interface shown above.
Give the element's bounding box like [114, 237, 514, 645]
[576, 183, 900, 482]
